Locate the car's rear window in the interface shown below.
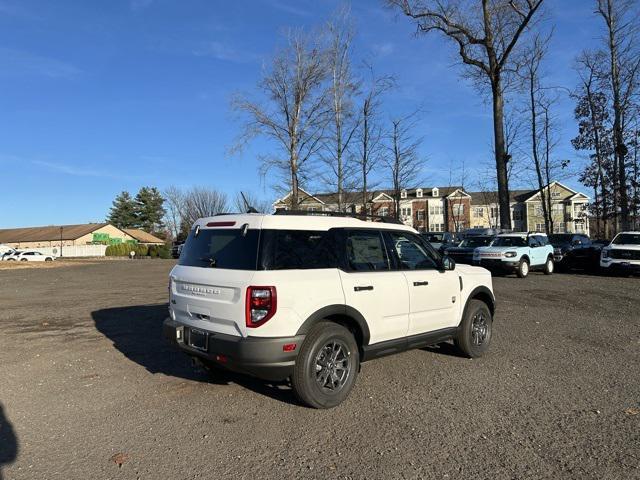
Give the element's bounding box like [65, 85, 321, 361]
[492, 236, 527, 247]
[460, 237, 493, 247]
[260, 230, 338, 270]
[179, 228, 259, 270]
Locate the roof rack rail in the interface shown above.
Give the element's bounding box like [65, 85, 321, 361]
[273, 209, 404, 225]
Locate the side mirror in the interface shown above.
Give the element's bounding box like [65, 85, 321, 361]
[442, 255, 456, 271]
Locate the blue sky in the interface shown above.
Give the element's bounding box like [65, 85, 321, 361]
[0, 0, 603, 228]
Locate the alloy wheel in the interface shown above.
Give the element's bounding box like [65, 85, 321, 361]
[315, 340, 351, 392]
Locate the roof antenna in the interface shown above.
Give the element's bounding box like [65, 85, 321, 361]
[240, 191, 259, 213]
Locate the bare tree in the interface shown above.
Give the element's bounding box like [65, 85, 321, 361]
[356, 67, 394, 213]
[231, 29, 329, 209]
[163, 185, 186, 241]
[321, 9, 361, 212]
[446, 160, 469, 233]
[183, 187, 229, 227]
[389, 0, 545, 230]
[573, 51, 613, 237]
[386, 113, 424, 221]
[596, 0, 640, 230]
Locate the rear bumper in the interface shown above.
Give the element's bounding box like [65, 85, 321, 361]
[163, 318, 305, 381]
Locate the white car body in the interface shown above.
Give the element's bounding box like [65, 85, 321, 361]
[164, 213, 495, 402]
[5, 250, 55, 262]
[600, 231, 640, 273]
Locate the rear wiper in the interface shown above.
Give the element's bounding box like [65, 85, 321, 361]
[199, 257, 217, 267]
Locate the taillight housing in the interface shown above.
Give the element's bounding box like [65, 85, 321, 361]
[245, 286, 277, 328]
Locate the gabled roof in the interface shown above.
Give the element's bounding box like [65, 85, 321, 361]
[0, 223, 110, 243]
[523, 181, 577, 202]
[468, 190, 534, 205]
[274, 188, 326, 205]
[123, 229, 165, 244]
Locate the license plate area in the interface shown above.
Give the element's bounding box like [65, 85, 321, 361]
[188, 328, 208, 351]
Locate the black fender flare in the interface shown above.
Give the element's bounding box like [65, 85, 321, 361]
[295, 304, 371, 346]
[462, 286, 496, 321]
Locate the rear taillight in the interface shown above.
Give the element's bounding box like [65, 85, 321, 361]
[245, 286, 277, 328]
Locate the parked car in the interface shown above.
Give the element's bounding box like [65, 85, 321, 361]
[420, 231, 457, 252]
[445, 235, 495, 265]
[164, 213, 495, 408]
[462, 228, 501, 238]
[1, 248, 18, 260]
[171, 243, 184, 259]
[473, 232, 554, 278]
[5, 250, 54, 262]
[600, 231, 640, 275]
[549, 233, 600, 271]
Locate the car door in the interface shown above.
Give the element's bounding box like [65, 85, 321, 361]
[528, 237, 544, 266]
[385, 231, 460, 335]
[338, 229, 410, 344]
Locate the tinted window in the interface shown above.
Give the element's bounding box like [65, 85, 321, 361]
[460, 237, 493, 248]
[549, 234, 572, 245]
[179, 228, 259, 270]
[424, 233, 444, 242]
[389, 232, 439, 270]
[580, 236, 591, 246]
[492, 237, 527, 247]
[345, 231, 389, 272]
[260, 230, 337, 270]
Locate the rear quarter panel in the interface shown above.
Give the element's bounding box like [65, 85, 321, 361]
[247, 269, 346, 337]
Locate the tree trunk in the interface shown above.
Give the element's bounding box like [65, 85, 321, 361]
[492, 78, 512, 230]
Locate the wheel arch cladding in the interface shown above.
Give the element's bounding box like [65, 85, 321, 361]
[296, 305, 370, 355]
[521, 255, 530, 264]
[464, 286, 495, 318]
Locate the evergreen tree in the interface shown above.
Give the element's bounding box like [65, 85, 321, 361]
[134, 186, 166, 233]
[107, 191, 137, 229]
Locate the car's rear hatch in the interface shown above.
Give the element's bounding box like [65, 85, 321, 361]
[169, 215, 264, 338]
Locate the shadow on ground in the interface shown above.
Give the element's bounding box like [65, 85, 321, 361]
[0, 403, 18, 480]
[91, 304, 298, 405]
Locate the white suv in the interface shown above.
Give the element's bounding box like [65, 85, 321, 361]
[164, 213, 496, 408]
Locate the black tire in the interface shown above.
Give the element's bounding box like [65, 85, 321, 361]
[45, 257, 53, 262]
[543, 255, 554, 275]
[516, 258, 530, 278]
[291, 321, 359, 409]
[454, 299, 493, 358]
[20, 258, 28, 262]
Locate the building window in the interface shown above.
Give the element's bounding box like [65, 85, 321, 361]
[552, 191, 561, 198]
[432, 188, 439, 197]
[535, 223, 545, 232]
[552, 203, 564, 214]
[490, 207, 499, 218]
[429, 205, 443, 215]
[535, 205, 544, 216]
[417, 210, 425, 221]
[416, 189, 423, 198]
[473, 207, 484, 218]
[513, 209, 523, 221]
[553, 222, 566, 233]
[401, 207, 411, 217]
[452, 204, 465, 216]
[379, 207, 389, 217]
[401, 189, 407, 199]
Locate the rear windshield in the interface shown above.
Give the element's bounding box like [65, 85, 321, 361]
[179, 228, 259, 270]
[492, 236, 527, 247]
[612, 233, 640, 245]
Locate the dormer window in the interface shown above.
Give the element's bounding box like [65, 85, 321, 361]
[401, 189, 407, 199]
[432, 188, 439, 197]
[416, 188, 423, 198]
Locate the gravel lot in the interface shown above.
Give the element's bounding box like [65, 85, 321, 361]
[0, 260, 638, 479]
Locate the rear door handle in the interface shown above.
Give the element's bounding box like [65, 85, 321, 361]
[354, 286, 374, 292]
[413, 281, 429, 286]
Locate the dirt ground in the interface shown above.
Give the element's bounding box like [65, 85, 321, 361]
[0, 260, 638, 479]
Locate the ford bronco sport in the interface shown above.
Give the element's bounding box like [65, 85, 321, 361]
[164, 212, 495, 408]
[473, 232, 554, 278]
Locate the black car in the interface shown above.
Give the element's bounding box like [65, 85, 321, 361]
[171, 243, 184, 259]
[420, 232, 457, 253]
[445, 236, 495, 265]
[549, 233, 600, 271]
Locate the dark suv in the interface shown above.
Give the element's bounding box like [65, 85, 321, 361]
[549, 234, 599, 271]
